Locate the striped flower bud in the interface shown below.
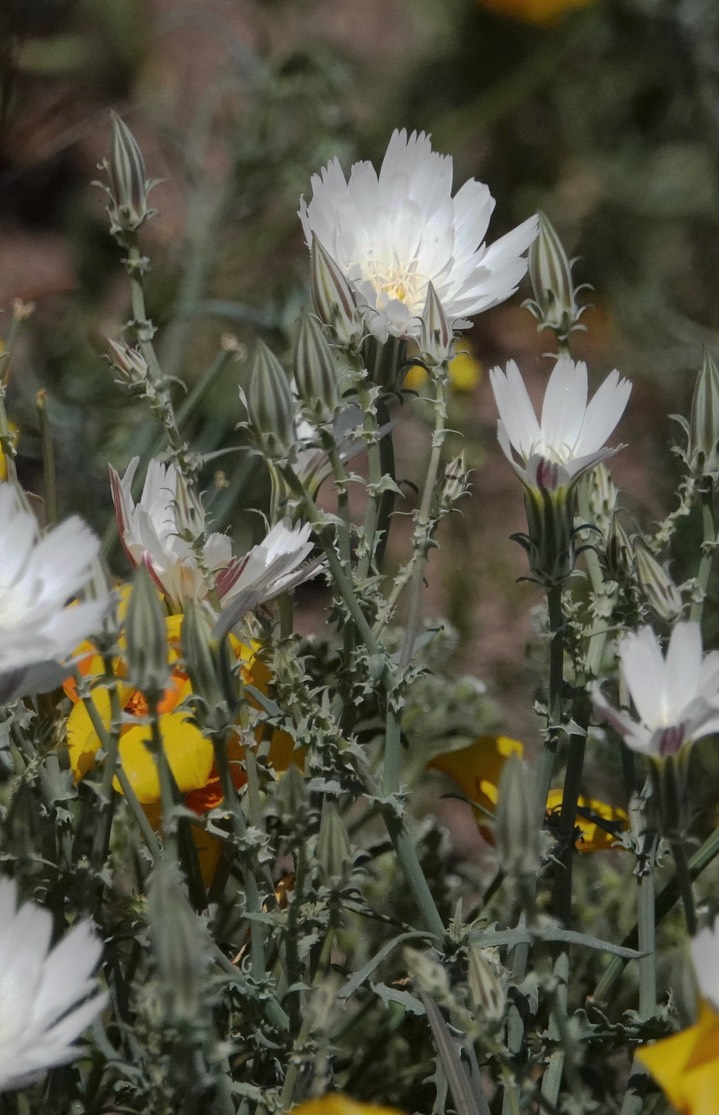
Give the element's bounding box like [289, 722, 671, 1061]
[634, 540, 682, 622]
[316, 800, 352, 886]
[148, 861, 207, 1023]
[310, 235, 361, 348]
[526, 211, 584, 343]
[467, 944, 505, 1025]
[125, 563, 169, 702]
[105, 112, 155, 234]
[244, 340, 297, 459]
[293, 312, 341, 423]
[689, 349, 719, 478]
[603, 514, 635, 585]
[419, 281, 454, 369]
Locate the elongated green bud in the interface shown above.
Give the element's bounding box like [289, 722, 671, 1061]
[494, 754, 540, 878]
[440, 450, 470, 512]
[106, 112, 155, 234]
[689, 349, 719, 478]
[125, 563, 169, 701]
[310, 235, 360, 347]
[293, 312, 341, 423]
[181, 600, 238, 728]
[467, 944, 505, 1024]
[245, 339, 297, 459]
[603, 514, 635, 585]
[419, 281, 454, 369]
[316, 800, 352, 885]
[634, 540, 682, 621]
[526, 211, 584, 343]
[148, 861, 207, 1024]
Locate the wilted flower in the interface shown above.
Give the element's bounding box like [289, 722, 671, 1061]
[490, 357, 631, 494]
[0, 484, 109, 702]
[299, 129, 537, 344]
[0, 876, 106, 1092]
[111, 459, 317, 621]
[592, 623, 719, 758]
[639, 915, 719, 1115]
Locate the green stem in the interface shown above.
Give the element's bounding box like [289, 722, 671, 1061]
[356, 381, 385, 580]
[690, 482, 716, 626]
[35, 390, 58, 525]
[399, 375, 448, 671]
[536, 584, 565, 822]
[380, 805, 445, 938]
[278, 924, 337, 1112]
[670, 836, 697, 936]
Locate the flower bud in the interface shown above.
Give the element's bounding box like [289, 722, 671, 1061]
[105, 112, 155, 234]
[404, 946, 450, 1000]
[148, 861, 207, 1024]
[603, 514, 635, 584]
[440, 450, 470, 511]
[108, 338, 149, 386]
[181, 600, 238, 729]
[634, 540, 682, 622]
[244, 340, 297, 459]
[689, 349, 719, 478]
[316, 800, 352, 885]
[494, 753, 540, 878]
[310, 234, 361, 347]
[293, 312, 341, 423]
[125, 563, 169, 701]
[526, 211, 584, 343]
[419, 281, 454, 368]
[467, 944, 505, 1024]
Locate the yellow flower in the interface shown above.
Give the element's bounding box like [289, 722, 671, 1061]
[292, 1096, 405, 1115]
[477, 0, 594, 24]
[545, 789, 628, 853]
[638, 1000, 719, 1115]
[404, 346, 482, 393]
[429, 736, 627, 851]
[0, 420, 19, 481]
[64, 613, 298, 807]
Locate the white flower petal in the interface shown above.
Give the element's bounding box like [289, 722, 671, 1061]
[691, 919, 719, 1009]
[300, 129, 537, 341]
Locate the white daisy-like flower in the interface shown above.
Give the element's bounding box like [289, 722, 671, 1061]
[0, 876, 107, 1092]
[490, 356, 632, 492]
[214, 520, 321, 639]
[691, 917, 719, 1010]
[110, 457, 232, 612]
[299, 128, 538, 343]
[592, 622, 719, 757]
[0, 485, 109, 702]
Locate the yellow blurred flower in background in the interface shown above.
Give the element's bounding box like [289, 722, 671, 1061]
[638, 1001, 719, 1115]
[0, 420, 19, 481]
[292, 1095, 405, 1115]
[477, 0, 594, 25]
[430, 735, 627, 851]
[404, 345, 482, 393]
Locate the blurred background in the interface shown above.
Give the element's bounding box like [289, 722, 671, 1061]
[3, 0, 719, 743]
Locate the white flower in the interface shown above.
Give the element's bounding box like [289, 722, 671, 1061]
[299, 128, 538, 343]
[0, 876, 107, 1092]
[0, 484, 108, 702]
[490, 356, 632, 492]
[592, 622, 719, 756]
[110, 457, 232, 611]
[691, 917, 719, 1010]
[214, 520, 320, 639]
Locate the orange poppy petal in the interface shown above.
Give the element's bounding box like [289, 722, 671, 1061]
[429, 735, 524, 815]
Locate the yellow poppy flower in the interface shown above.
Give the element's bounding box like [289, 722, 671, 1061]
[64, 612, 298, 805]
[292, 1096, 405, 1115]
[429, 736, 626, 852]
[545, 789, 629, 853]
[477, 0, 594, 25]
[638, 1000, 719, 1115]
[404, 345, 483, 393]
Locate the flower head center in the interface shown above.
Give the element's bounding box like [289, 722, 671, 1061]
[364, 259, 428, 313]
